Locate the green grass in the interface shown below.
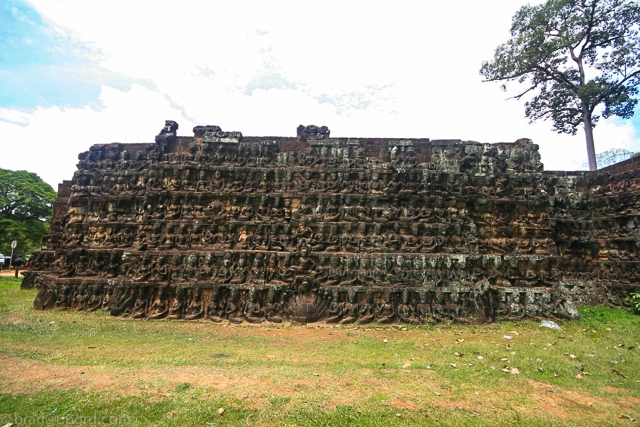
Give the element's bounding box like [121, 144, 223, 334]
[1, 277, 639, 426]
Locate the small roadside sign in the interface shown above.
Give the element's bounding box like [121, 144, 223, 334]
[9, 240, 16, 269]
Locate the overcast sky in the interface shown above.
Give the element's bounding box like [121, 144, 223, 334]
[1, 0, 639, 189]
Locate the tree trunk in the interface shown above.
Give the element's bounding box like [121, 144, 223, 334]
[582, 102, 597, 171]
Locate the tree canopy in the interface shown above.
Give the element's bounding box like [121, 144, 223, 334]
[480, 0, 640, 171]
[591, 147, 635, 168]
[0, 169, 57, 255]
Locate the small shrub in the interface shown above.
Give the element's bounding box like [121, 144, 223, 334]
[628, 293, 640, 314]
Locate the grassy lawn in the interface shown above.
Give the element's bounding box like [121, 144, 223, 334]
[1, 276, 639, 426]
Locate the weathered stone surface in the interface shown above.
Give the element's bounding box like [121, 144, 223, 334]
[24, 122, 640, 324]
[297, 124, 330, 141]
[154, 120, 179, 145]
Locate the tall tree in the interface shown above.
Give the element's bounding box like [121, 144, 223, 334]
[480, 0, 640, 171]
[0, 169, 57, 255]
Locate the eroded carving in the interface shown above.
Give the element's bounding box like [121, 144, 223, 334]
[25, 121, 640, 323]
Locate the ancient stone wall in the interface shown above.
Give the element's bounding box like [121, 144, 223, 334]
[25, 122, 640, 324]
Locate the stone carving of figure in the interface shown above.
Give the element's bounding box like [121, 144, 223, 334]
[106, 283, 124, 313]
[265, 287, 283, 323]
[225, 288, 245, 324]
[153, 255, 171, 282]
[375, 291, 396, 324]
[265, 254, 287, 285]
[285, 281, 328, 324]
[155, 120, 178, 144]
[86, 285, 103, 312]
[34, 282, 57, 311]
[184, 288, 204, 320]
[248, 253, 265, 285]
[148, 286, 170, 319]
[358, 291, 376, 324]
[55, 283, 72, 310]
[297, 124, 330, 141]
[287, 245, 318, 284]
[131, 286, 149, 319]
[507, 291, 526, 321]
[417, 291, 432, 324]
[370, 257, 390, 286]
[429, 292, 446, 323]
[244, 288, 265, 323]
[317, 256, 342, 286]
[338, 256, 360, 286]
[71, 282, 89, 311]
[398, 290, 420, 325]
[206, 286, 223, 322]
[109, 284, 134, 317]
[167, 287, 185, 319]
[198, 253, 216, 280]
[325, 289, 343, 324]
[340, 289, 359, 325]
[215, 253, 235, 284]
[230, 253, 249, 284]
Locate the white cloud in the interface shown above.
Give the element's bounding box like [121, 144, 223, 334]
[0, 84, 193, 188]
[5, 0, 639, 186]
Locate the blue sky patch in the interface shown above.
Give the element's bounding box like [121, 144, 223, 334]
[0, 0, 134, 111]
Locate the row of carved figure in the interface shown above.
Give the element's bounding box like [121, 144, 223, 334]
[78, 149, 399, 171]
[25, 249, 640, 290]
[74, 191, 550, 217]
[54, 215, 640, 260]
[53, 229, 562, 257]
[70, 165, 547, 195]
[75, 138, 544, 174]
[47, 228, 639, 261]
[33, 281, 581, 323]
[56, 211, 560, 242]
[61, 194, 554, 234]
[65, 195, 553, 228]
